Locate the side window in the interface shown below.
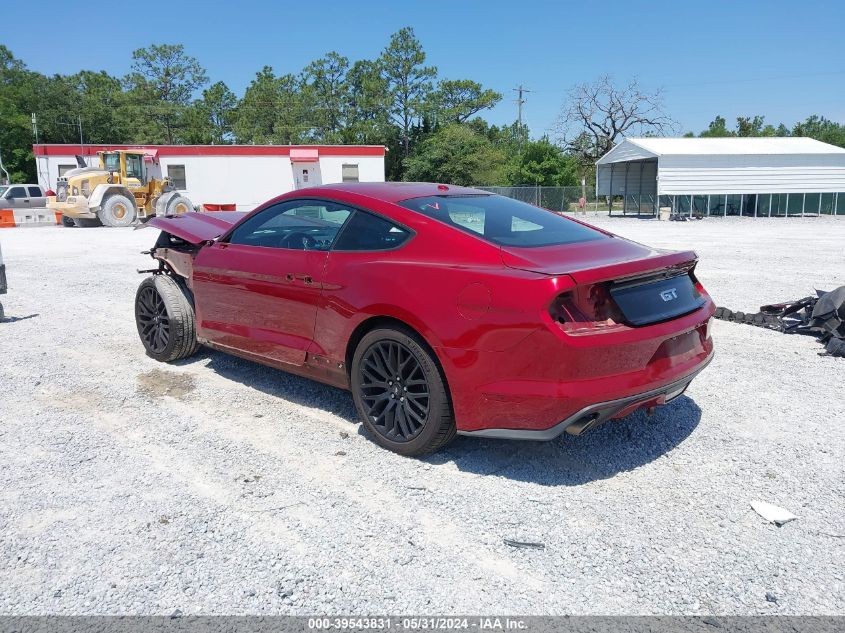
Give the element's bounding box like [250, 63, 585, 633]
[167, 164, 187, 190]
[28, 186, 42, 197]
[228, 200, 352, 250]
[125, 154, 144, 180]
[333, 211, 411, 251]
[7, 187, 26, 199]
[342, 164, 359, 182]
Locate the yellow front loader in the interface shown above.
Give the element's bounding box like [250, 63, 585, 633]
[47, 150, 193, 227]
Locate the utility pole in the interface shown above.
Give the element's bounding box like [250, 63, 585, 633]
[77, 115, 84, 157]
[512, 85, 531, 131]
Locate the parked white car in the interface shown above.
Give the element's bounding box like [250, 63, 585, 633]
[0, 184, 47, 209]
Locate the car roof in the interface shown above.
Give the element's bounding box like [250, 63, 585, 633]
[308, 182, 490, 203]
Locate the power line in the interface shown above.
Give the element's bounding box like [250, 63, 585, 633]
[664, 69, 845, 89]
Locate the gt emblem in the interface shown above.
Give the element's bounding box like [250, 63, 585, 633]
[660, 288, 678, 302]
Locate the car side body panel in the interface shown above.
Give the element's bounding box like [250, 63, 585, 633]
[143, 183, 715, 436]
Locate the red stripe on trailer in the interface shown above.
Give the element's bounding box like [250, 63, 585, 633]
[32, 144, 386, 157]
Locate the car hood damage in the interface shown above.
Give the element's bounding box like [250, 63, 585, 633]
[141, 211, 246, 244]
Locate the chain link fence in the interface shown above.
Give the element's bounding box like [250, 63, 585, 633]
[479, 187, 845, 217]
[478, 186, 652, 215]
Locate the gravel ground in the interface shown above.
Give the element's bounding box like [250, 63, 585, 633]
[0, 215, 843, 616]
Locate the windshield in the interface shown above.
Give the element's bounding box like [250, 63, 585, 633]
[399, 194, 605, 248]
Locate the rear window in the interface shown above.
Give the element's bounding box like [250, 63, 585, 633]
[399, 195, 604, 248]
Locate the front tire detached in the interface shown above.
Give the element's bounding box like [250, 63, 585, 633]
[99, 194, 137, 227]
[351, 327, 456, 456]
[135, 275, 200, 362]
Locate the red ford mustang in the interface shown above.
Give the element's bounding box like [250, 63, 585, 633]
[136, 182, 714, 455]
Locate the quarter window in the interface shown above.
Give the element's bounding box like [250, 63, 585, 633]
[333, 211, 411, 251]
[167, 164, 187, 190]
[28, 186, 42, 196]
[228, 200, 352, 250]
[342, 164, 360, 182]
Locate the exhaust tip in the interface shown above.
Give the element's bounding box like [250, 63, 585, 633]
[565, 413, 601, 436]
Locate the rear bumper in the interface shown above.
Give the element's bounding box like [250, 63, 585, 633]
[440, 302, 715, 436]
[458, 351, 712, 440]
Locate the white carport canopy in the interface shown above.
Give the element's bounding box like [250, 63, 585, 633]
[596, 137, 845, 196]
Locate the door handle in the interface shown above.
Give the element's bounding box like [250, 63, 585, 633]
[292, 273, 313, 285]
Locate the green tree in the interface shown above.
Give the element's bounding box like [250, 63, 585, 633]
[125, 44, 208, 143]
[343, 59, 392, 144]
[68, 71, 131, 143]
[508, 138, 578, 186]
[182, 81, 237, 144]
[792, 115, 845, 147]
[403, 124, 506, 186]
[234, 67, 313, 144]
[699, 115, 734, 137]
[0, 45, 34, 182]
[379, 27, 437, 156]
[303, 52, 349, 142]
[432, 79, 501, 124]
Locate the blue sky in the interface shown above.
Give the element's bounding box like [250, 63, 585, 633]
[6, 0, 844, 137]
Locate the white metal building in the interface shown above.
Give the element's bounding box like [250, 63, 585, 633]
[32, 144, 386, 211]
[596, 137, 845, 217]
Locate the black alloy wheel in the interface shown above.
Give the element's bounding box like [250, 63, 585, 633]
[351, 327, 456, 456]
[136, 284, 170, 355]
[359, 339, 430, 442]
[134, 275, 200, 362]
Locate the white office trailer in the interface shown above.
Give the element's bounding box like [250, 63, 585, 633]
[596, 137, 845, 217]
[32, 144, 386, 211]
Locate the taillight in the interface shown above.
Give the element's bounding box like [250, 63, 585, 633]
[549, 284, 625, 334]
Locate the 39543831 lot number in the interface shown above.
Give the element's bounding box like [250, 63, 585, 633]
[308, 618, 527, 630]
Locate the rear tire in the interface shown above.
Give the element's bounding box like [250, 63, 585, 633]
[60, 215, 75, 227]
[135, 275, 200, 362]
[99, 194, 137, 227]
[351, 327, 456, 456]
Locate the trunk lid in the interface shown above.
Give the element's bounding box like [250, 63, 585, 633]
[500, 237, 697, 284]
[503, 238, 705, 327]
[142, 211, 246, 244]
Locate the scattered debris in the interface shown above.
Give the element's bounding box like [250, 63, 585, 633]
[339, 431, 350, 439]
[751, 500, 798, 526]
[251, 502, 304, 512]
[504, 538, 545, 550]
[715, 286, 845, 357]
[334, 450, 347, 456]
[406, 485, 428, 491]
[158, 515, 170, 525]
[765, 592, 778, 604]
